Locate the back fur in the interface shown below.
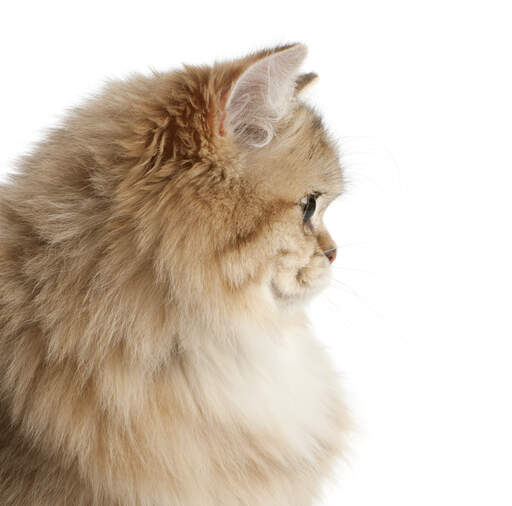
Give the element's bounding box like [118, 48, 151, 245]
[0, 44, 349, 505]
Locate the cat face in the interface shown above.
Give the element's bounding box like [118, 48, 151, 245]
[198, 44, 342, 307]
[239, 104, 342, 306]
[107, 44, 342, 313]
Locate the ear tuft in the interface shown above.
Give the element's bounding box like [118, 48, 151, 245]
[295, 72, 319, 95]
[224, 43, 308, 147]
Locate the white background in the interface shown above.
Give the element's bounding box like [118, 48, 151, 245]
[1, 1, 511, 504]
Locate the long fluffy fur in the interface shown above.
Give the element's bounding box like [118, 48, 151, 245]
[0, 44, 349, 505]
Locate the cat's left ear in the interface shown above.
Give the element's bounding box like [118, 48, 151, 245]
[219, 43, 308, 147]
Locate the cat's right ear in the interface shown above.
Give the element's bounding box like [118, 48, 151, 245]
[217, 44, 308, 147]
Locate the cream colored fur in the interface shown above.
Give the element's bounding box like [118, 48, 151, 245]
[0, 43, 349, 505]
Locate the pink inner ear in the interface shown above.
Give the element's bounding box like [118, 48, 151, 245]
[219, 110, 227, 137]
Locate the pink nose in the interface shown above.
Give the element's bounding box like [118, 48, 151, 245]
[324, 248, 337, 263]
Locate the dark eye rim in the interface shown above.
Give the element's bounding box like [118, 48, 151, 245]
[301, 193, 317, 223]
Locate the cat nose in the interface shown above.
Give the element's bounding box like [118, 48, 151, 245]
[324, 247, 337, 263]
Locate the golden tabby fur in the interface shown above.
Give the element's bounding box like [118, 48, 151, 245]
[0, 44, 349, 505]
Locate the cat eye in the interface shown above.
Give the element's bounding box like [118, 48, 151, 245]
[300, 194, 317, 223]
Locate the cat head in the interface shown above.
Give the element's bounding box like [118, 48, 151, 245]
[99, 44, 342, 317]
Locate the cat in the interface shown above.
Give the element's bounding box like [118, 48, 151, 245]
[0, 43, 350, 505]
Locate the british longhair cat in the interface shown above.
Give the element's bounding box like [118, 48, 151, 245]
[0, 43, 350, 505]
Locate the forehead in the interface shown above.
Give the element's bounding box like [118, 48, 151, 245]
[297, 106, 342, 198]
[245, 104, 343, 202]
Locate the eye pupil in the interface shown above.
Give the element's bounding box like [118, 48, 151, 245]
[302, 194, 316, 223]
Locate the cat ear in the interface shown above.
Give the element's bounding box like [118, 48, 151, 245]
[222, 43, 308, 147]
[295, 72, 318, 95]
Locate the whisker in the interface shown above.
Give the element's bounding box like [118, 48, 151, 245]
[327, 278, 385, 320]
[316, 291, 341, 313]
[334, 241, 371, 248]
[332, 266, 376, 275]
